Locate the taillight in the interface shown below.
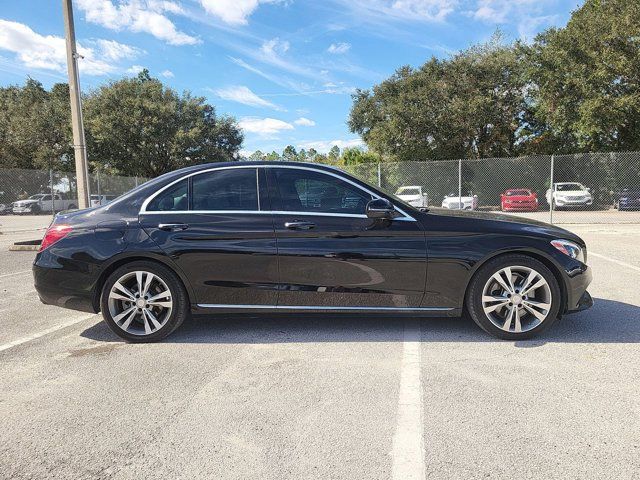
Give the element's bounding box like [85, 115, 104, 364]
[40, 224, 73, 251]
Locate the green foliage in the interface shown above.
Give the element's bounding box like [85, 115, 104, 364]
[349, 33, 526, 161]
[0, 79, 73, 170]
[84, 70, 242, 177]
[350, 0, 640, 159]
[523, 0, 640, 153]
[341, 147, 380, 165]
[0, 71, 243, 177]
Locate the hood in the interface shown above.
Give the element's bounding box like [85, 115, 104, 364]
[397, 193, 421, 199]
[503, 194, 535, 201]
[556, 190, 589, 197]
[15, 199, 39, 205]
[425, 207, 584, 245]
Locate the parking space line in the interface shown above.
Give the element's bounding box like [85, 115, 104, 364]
[391, 319, 425, 480]
[589, 251, 640, 273]
[0, 315, 96, 353]
[0, 269, 31, 279]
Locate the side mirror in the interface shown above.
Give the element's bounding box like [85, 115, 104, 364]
[366, 198, 395, 219]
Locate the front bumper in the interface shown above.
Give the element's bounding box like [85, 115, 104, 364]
[13, 206, 34, 213]
[555, 198, 593, 207]
[564, 262, 593, 314]
[502, 203, 538, 211]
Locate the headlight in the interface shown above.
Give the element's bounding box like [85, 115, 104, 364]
[551, 239, 585, 263]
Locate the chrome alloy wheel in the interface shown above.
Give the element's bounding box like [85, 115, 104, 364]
[481, 265, 553, 334]
[107, 271, 173, 336]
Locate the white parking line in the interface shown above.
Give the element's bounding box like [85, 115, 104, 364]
[0, 315, 96, 353]
[0, 269, 31, 279]
[391, 319, 425, 480]
[589, 252, 640, 273]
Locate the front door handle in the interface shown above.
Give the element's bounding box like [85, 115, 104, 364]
[158, 223, 189, 231]
[284, 221, 315, 230]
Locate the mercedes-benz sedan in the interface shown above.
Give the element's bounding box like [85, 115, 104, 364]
[33, 162, 593, 342]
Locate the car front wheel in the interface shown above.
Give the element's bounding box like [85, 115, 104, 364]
[100, 261, 188, 342]
[466, 254, 562, 340]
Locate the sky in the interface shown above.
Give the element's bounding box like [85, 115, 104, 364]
[0, 0, 582, 156]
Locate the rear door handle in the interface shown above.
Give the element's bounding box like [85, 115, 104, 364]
[284, 221, 315, 230]
[158, 223, 189, 231]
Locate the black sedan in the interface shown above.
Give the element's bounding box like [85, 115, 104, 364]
[33, 162, 593, 342]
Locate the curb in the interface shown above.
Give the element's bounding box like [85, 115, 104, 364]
[9, 239, 41, 252]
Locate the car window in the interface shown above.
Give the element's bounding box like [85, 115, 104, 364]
[506, 190, 530, 196]
[273, 168, 372, 215]
[557, 183, 583, 191]
[192, 168, 258, 211]
[147, 179, 188, 211]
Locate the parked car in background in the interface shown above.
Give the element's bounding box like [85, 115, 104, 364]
[442, 193, 478, 210]
[0, 202, 11, 215]
[90, 195, 117, 207]
[614, 187, 640, 211]
[501, 189, 538, 212]
[12, 193, 77, 215]
[394, 186, 428, 207]
[546, 183, 593, 209]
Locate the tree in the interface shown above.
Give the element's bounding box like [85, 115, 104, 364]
[248, 150, 265, 161]
[341, 147, 380, 165]
[523, 0, 640, 153]
[349, 34, 527, 161]
[0, 79, 73, 170]
[328, 145, 341, 161]
[84, 70, 242, 177]
[282, 145, 298, 161]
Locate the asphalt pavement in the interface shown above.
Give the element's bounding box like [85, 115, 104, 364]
[0, 222, 638, 479]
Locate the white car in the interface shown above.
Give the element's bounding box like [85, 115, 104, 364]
[442, 193, 478, 210]
[395, 186, 428, 207]
[12, 193, 77, 214]
[546, 182, 593, 209]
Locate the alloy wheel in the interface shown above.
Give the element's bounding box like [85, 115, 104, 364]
[107, 271, 173, 336]
[481, 265, 553, 333]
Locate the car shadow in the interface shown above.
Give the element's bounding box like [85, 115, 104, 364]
[80, 298, 640, 345]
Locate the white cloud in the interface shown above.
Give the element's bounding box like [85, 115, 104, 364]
[0, 19, 142, 76]
[76, 0, 199, 46]
[126, 64, 145, 74]
[472, 0, 561, 40]
[160, 69, 174, 77]
[214, 85, 284, 110]
[298, 138, 364, 153]
[391, 0, 457, 22]
[327, 42, 351, 54]
[239, 117, 294, 136]
[261, 37, 290, 57]
[294, 117, 315, 127]
[199, 0, 285, 25]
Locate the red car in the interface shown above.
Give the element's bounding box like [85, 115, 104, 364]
[501, 189, 538, 212]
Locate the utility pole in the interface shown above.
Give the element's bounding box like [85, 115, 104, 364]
[62, 0, 89, 209]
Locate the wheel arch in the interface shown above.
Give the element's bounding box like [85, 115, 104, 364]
[461, 249, 568, 315]
[92, 252, 196, 312]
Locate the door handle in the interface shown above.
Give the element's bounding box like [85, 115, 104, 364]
[284, 221, 315, 230]
[158, 223, 189, 231]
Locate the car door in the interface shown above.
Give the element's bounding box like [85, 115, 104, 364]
[267, 166, 427, 309]
[139, 167, 279, 307]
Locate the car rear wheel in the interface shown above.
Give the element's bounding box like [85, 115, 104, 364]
[466, 254, 562, 340]
[100, 261, 188, 342]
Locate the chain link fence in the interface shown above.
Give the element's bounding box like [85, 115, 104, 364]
[340, 151, 640, 224]
[0, 167, 146, 217]
[1, 151, 639, 223]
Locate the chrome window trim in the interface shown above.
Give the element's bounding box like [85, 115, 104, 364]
[139, 164, 416, 221]
[197, 304, 453, 312]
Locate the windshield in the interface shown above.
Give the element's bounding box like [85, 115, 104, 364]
[396, 188, 420, 195]
[557, 183, 585, 191]
[28, 194, 45, 200]
[506, 189, 531, 196]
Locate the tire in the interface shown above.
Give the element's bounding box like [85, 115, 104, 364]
[31, 205, 41, 215]
[68, 204, 77, 210]
[100, 260, 189, 342]
[465, 254, 562, 340]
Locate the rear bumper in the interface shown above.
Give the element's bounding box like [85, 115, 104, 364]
[33, 263, 99, 314]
